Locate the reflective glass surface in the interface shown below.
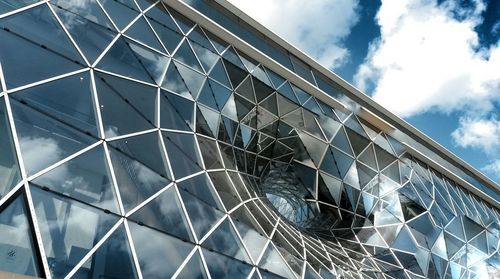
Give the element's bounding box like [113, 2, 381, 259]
[0, 2, 498, 279]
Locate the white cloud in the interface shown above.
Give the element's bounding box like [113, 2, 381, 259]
[451, 116, 500, 154]
[354, 0, 500, 118]
[227, 0, 360, 69]
[482, 160, 500, 180]
[354, 0, 500, 181]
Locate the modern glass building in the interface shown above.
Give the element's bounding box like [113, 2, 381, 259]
[0, 0, 498, 278]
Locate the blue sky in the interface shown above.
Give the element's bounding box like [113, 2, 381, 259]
[228, 0, 500, 184]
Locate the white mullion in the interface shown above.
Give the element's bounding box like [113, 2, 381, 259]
[23, 183, 52, 279]
[0, 0, 47, 19]
[2, 87, 27, 179]
[197, 246, 213, 279]
[120, 12, 144, 34]
[64, 218, 124, 279]
[173, 185, 200, 243]
[255, 218, 280, 265]
[0, 181, 24, 208]
[92, 67, 157, 88]
[125, 182, 174, 217]
[103, 141, 126, 216]
[122, 32, 169, 58]
[7, 68, 89, 94]
[174, 170, 205, 184]
[171, 245, 199, 279]
[158, 129, 176, 181]
[227, 216, 256, 265]
[90, 69, 106, 139]
[142, 10, 170, 55]
[105, 128, 158, 142]
[95, 0, 120, 32]
[47, 3, 90, 67]
[27, 141, 103, 181]
[198, 214, 228, 244]
[124, 219, 144, 279]
[159, 128, 195, 135]
[156, 88, 161, 128]
[91, 33, 121, 68]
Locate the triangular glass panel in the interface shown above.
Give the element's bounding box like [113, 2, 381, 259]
[1, 3, 85, 61]
[357, 163, 378, 188]
[222, 47, 246, 70]
[291, 85, 310, 105]
[108, 147, 169, 213]
[343, 162, 360, 189]
[177, 172, 223, 210]
[191, 40, 219, 73]
[223, 59, 248, 89]
[202, 219, 251, 262]
[197, 80, 219, 110]
[145, 3, 181, 33]
[221, 94, 238, 121]
[51, 0, 114, 29]
[277, 82, 299, 104]
[298, 132, 327, 167]
[331, 147, 354, 178]
[235, 76, 255, 103]
[260, 94, 278, 116]
[162, 132, 203, 179]
[130, 186, 193, 241]
[97, 37, 157, 82]
[162, 62, 191, 98]
[381, 161, 401, 183]
[319, 172, 343, 205]
[0, 20, 84, 88]
[178, 188, 225, 240]
[73, 225, 138, 279]
[203, 248, 253, 278]
[125, 16, 165, 53]
[128, 221, 195, 279]
[11, 99, 96, 175]
[258, 243, 296, 278]
[375, 145, 396, 171]
[277, 94, 300, 117]
[12, 71, 98, 136]
[197, 105, 220, 137]
[30, 186, 119, 278]
[331, 127, 353, 156]
[209, 59, 232, 88]
[160, 90, 194, 131]
[253, 77, 274, 103]
[94, 73, 155, 137]
[175, 61, 206, 98]
[211, 81, 232, 111]
[344, 115, 368, 138]
[52, 4, 117, 64]
[169, 8, 195, 34]
[238, 51, 258, 73]
[100, 0, 139, 30]
[208, 171, 242, 211]
[32, 145, 119, 213]
[0, 193, 41, 277]
[109, 132, 171, 180]
[98, 37, 161, 83]
[148, 18, 184, 54]
[176, 250, 209, 279]
[197, 136, 224, 170]
[0, 98, 22, 197]
[173, 40, 203, 72]
[188, 26, 216, 51]
[0, 0, 37, 14]
[232, 218, 268, 262]
[346, 127, 370, 156]
[358, 144, 377, 170]
[263, 67, 285, 89]
[234, 94, 254, 121]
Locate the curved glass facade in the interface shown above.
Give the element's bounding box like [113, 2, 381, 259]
[0, 1, 498, 279]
